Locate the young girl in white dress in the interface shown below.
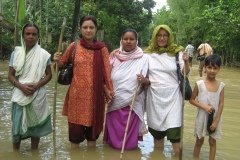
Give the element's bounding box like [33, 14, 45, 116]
[190, 54, 225, 160]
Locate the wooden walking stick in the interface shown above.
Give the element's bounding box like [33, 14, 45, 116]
[120, 71, 142, 159]
[102, 102, 109, 141]
[52, 17, 67, 155]
[179, 60, 187, 160]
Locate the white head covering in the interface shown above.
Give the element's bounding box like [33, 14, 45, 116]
[110, 30, 144, 68]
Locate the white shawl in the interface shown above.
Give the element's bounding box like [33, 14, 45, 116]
[11, 43, 50, 105]
[109, 41, 144, 69]
[108, 54, 149, 134]
[11, 43, 51, 133]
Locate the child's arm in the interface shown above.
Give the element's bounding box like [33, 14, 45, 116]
[211, 88, 224, 130]
[189, 82, 214, 113]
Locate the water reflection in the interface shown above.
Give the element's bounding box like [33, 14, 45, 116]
[1, 62, 240, 160]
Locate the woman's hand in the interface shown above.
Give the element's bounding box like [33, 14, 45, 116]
[105, 90, 115, 103]
[19, 83, 37, 96]
[182, 51, 189, 62]
[182, 51, 191, 74]
[137, 74, 150, 85]
[104, 85, 115, 103]
[53, 52, 62, 61]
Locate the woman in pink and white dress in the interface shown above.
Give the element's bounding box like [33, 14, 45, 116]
[104, 29, 149, 150]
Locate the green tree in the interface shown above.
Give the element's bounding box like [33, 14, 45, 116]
[1, 0, 155, 53]
[152, 0, 240, 65]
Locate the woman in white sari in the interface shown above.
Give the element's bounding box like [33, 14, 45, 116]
[104, 29, 149, 150]
[8, 23, 52, 150]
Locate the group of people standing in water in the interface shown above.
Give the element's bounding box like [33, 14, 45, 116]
[8, 15, 224, 160]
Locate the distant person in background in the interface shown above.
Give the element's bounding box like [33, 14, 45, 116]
[197, 43, 213, 77]
[185, 42, 194, 67]
[190, 54, 225, 160]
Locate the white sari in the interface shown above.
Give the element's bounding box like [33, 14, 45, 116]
[108, 47, 148, 134]
[11, 43, 51, 133]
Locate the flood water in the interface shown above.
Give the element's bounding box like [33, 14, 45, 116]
[0, 61, 239, 160]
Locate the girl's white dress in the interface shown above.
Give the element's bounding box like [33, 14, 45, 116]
[195, 80, 225, 139]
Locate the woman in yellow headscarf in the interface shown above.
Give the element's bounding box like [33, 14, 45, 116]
[144, 25, 190, 156]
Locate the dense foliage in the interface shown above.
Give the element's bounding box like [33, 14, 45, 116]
[153, 0, 240, 65]
[0, 0, 155, 54]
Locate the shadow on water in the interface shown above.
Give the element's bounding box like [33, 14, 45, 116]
[0, 61, 240, 160]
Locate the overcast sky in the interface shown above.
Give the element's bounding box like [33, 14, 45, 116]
[152, 0, 167, 12]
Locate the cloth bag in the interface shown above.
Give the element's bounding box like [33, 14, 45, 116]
[58, 43, 76, 85]
[176, 52, 192, 100]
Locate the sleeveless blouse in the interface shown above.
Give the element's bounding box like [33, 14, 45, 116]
[195, 80, 225, 139]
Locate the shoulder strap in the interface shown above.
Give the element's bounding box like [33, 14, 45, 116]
[175, 52, 182, 81]
[176, 52, 179, 62]
[68, 41, 77, 63]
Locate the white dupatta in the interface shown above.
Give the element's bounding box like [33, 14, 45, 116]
[12, 43, 50, 105]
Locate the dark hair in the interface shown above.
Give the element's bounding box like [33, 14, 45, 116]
[80, 15, 97, 27]
[121, 28, 138, 40]
[22, 23, 39, 37]
[205, 54, 222, 67]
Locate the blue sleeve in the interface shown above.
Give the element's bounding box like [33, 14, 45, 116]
[9, 51, 15, 67]
[47, 57, 51, 66]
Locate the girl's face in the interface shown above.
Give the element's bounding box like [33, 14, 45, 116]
[23, 26, 38, 49]
[121, 31, 137, 52]
[80, 20, 97, 42]
[156, 29, 169, 47]
[205, 64, 220, 79]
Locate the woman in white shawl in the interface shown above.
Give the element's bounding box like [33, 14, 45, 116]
[144, 25, 190, 156]
[8, 23, 52, 150]
[104, 29, 149, 150]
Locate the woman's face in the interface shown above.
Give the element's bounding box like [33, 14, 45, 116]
[122, 31, 137, 52]
[23, 26, 38, 49]
[156, 29, 169, 47]
[80, 20, 97, 42]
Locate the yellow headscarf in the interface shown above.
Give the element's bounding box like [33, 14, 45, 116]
[144, 24, 184, 56]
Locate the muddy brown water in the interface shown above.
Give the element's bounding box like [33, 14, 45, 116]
[0, 61, 239, 160]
